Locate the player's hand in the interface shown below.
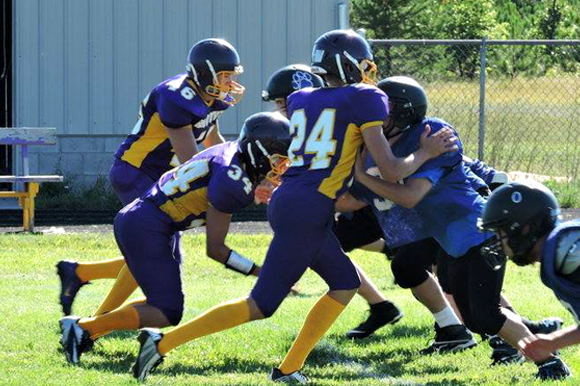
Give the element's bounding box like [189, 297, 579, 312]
[419, 125, 458, 159]
[518, 334, 556, 363]
[254, 180, 276, 205]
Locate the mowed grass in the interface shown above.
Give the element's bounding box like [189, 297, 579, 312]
[1, 231, 579, 386]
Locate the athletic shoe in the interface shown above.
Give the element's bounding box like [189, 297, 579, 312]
[528, 317, 563, 335]
[270, 368, 309, 384]
[421, 324, 478, 354]
[346, 301, 404, 339]
[56, 260, 88, 316]
[536, 356, 572, 380]
[133, 329, 164, 382]
[59, 316, 93, 364]
[489, 336, 524, 365]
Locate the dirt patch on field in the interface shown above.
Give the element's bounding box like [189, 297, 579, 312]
[1, 210, 579, 235]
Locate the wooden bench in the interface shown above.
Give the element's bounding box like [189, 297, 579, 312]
[0, 128, 63, 232]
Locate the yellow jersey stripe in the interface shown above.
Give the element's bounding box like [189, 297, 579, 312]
[160, 187, 208, 223]
[318, 123, 364, 199]
[121, 113, 169, 168]
[359, 120, 383, 132]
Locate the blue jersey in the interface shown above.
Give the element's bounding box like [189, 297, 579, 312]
[392, 118, 492, 257]
[464, 157, 497, 186]
[143, 141, 253, 231]
[350, 180, 429, 248]
[115, 73, 230, 180]
[541, 220, 580, 324]
[284, 83, 389, 200]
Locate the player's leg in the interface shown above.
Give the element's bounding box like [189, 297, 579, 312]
[273, 230, 361, 380]
[59, 200, 181, 364]
[57, 160, 156, 315]
[390, 239, 475, 353]
[345, 261, 403, 339]
[334, 208, 402, 339]
[142, 186, 326, 381]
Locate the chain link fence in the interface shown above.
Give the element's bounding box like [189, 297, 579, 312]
[369, 39, 580, 186]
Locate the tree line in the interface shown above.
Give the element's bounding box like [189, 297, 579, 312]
[351, 0, 580, 79]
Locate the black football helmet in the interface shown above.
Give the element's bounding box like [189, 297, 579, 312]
[478, 181, 561, 266]
[377, 76, 428, 138]
[310, 29, 377, 85]
[262, 64, 325, 102]
[238, 112, 292, 185]
[186, 38, 244, 105]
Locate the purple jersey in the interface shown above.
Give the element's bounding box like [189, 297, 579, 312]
[284, 83, 389, 200]
[143, 141, 253, 231]
[115, 73, 230, 180]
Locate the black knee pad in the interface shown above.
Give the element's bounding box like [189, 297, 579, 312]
[160, 305, 184, 326]
[470, 307, 507, 336]
[391, 253, 429, 289]
[254, 300, 278, 319]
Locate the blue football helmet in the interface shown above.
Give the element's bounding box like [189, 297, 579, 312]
[310, 29, 377, 85]
[186, 38, 244, 105]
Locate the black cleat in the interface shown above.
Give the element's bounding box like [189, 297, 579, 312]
[346, 302, 403, 339]
[59, 316, 93, 364]
[536, 357, 572, 380]
[56, 260, 88, 316]
[421, 324, 478, 355]
[269, 367, 309, 384]
[133, 329, 164, 382]
[489, 335, 524, 365]
[528, 317, 563, 335]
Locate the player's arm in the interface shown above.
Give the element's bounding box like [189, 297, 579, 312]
[518, 326, 580, 362]
[354, 152, 432, 208]
[203, 122, 226, 148]
[166, 125, 199, 163]
[205, 205, 260, 277]
[362, 124, 457, 182]
[335, 192, 368, 213]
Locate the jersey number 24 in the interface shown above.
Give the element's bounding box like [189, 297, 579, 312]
[288, 109, 337, 170]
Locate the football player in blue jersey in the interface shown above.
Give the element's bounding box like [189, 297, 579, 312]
[56, 38, 244, 318]
[58, 112, 291, 367]
[479, 181, 579, 375]
[351, 75, 571, 380]
[131, 30, 457, 384]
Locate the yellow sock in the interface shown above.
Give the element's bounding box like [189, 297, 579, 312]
[158, 298, 250, 356]
[279, 294, 346, 374]
[75, 258, 125, 282]
[90, 297, 146, 340]
[79, 303, 140, 337]
[92, 264, 139, 316]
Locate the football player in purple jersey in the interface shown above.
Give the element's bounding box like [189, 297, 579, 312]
[480, 181, 579, 376]
[56, 38, 244, 318]
[59, 112, 291, 367]
[129, 30, 457, 385]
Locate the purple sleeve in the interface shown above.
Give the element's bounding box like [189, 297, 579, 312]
[207, 167, 253, 214]
[352, 87, 389, 128]
[156, 89, 197, 129]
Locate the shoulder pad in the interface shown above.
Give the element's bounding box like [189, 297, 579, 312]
[554, 229, 580, 275]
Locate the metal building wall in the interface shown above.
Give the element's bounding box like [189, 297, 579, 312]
[13, 0, 347, 184]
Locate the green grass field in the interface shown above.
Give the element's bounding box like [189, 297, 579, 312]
[1, 231, 579, 386]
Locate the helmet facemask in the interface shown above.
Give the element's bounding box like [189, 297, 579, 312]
[205, 63, 245, 105]
[245, 140, 290, 186]
[265, 154, 290, 186]
[188, 62, 245, 105]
